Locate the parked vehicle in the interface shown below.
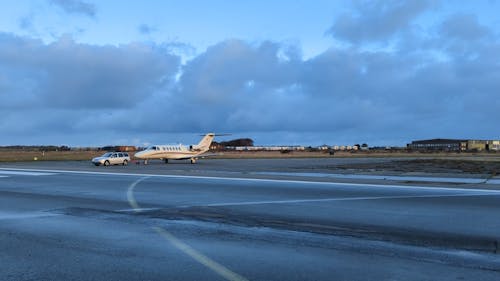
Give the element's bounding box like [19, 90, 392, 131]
[92, 152, 130, 166]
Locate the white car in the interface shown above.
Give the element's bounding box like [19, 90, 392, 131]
[92, 152, 130, 166]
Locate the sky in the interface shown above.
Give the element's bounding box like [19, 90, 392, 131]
[0, 0, 499, 147]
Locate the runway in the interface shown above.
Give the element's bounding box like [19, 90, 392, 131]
[1, 163, 500, 280]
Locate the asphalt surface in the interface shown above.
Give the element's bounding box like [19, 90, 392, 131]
[1, 160, 500, 280]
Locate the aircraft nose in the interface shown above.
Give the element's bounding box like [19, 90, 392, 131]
[134, 151, 145, 159]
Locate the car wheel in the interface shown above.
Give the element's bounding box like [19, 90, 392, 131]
[123, 160, 128, 166]
[104, 160, 110, 166]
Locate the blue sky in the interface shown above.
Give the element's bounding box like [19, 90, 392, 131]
[0, 0, 499, 146]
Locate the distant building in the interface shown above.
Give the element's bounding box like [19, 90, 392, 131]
[468, 140, 500, 151]
[329, 144, 361, 151]
[407, 139, 467, 151]
[227, 146, 306, 151]
[489, 140, 500, 151]
[101, 145, 137, 152]
[407, 139, 500, 151]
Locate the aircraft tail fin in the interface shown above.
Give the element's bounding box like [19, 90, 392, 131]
[191, 133, 215, 152]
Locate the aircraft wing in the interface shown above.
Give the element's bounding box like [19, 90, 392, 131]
[196, 152, 224, 158]
[170, 153, 222, 161]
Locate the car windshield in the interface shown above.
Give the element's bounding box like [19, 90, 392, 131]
[102, 153, 113, 157]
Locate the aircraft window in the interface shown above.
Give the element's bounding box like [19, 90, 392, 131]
[151, 146, 157, 150]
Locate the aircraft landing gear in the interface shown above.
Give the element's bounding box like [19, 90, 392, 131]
[164, 159, 169, 164]
[190, 158, 196, 164]
[144, 159, 148, 165]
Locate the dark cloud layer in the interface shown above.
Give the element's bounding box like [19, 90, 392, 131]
[328, 0, 431, 44]
[49, 0, 96, 18]
[440, 14, 491, 41]
[0, 34, 179, 110]
[1, 6, 499, 145]
[138, 24, 157, 35]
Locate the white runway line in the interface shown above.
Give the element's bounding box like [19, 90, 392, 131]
[126, 177, 249, 281]
[1, 167, 500, 194]
[253, 171, 493, 184]
[115, 207, 161, 212]
[0, 211, 60, 220]
[193, 193, 500, 207]
[126, 176, 150, 212]
[153, 226, 249, 281]
[0, 170, 57, 176]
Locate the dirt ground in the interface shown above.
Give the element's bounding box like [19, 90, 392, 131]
[0, 150, 102, 162]
[0, 149, 498, 162]
[329, 159, 500, 175]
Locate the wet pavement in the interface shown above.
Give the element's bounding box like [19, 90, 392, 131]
[1, 160, 500, 280]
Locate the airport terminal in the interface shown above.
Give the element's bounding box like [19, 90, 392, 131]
[407, 139, 500, 151]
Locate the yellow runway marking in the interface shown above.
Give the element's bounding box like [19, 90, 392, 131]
[127, 177, 249, 281]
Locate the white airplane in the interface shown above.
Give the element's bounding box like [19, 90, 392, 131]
[134, 133, 217, 164]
